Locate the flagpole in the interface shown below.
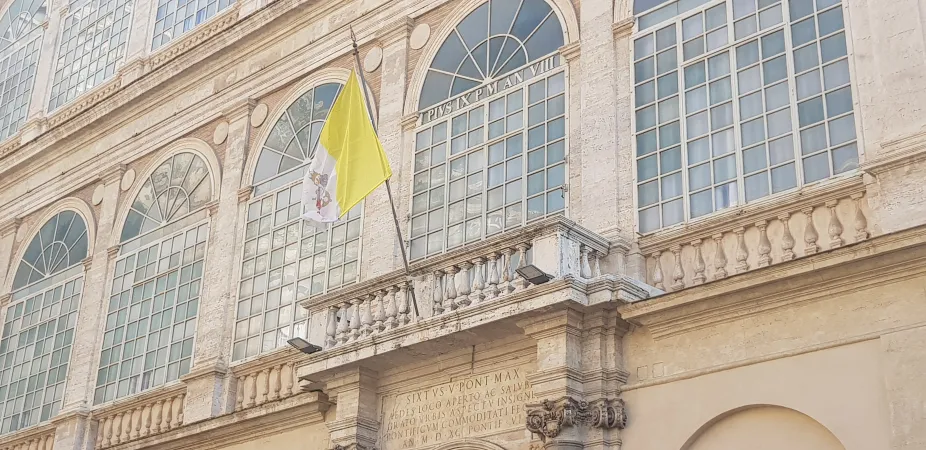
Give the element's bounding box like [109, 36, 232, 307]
[349, 26, 421, 318]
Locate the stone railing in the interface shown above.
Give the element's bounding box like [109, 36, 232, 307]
[93, 385, 186, 449]
[230, 348, 303, 412]
[0, 424, 54, 450]
[304, 217, 611, 350]
[640, 177, 870, 292]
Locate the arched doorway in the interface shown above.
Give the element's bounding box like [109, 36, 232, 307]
[683, 405, 845, 450]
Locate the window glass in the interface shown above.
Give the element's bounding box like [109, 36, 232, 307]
[48, 0, 132, 110]
[0, 0, 45, 140]
[1, 211, 88, 433]
[152, 0, 235, 49]
[96, 152, 212, 404]
[236, 83, 362, 361]
[633, 0, 858, 232]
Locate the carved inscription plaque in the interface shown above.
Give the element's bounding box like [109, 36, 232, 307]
[380, 365, 533, 449]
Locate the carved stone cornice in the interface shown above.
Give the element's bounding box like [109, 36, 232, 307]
[237, 186, 253, 203]
[862, 128, 926, 175]
[46, 77, 122, 129]
[19, 118, 47, 142]
[0, 134, 21, 160]
[401, 113, 418, 131]
[0, 294, 11, 308]
[223, 98, 257, 122]
[0, 218, 21, 237]
[107, 245, 121, 260]
[101, 163, 126, 185]
[81, 257, 93, 272]
[205, 200, 220, 217]
[559, 42, 581, 62]
[525, 397, 627, 442]
[332, 444, 374, 450]
[148, 3, 241, 70]
[612, 18, 635, 38]
[377, 17, 413, 46]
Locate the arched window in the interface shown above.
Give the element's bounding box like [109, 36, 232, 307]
[235, 82, 362, 361]
[0, 0, 45, 141]
[632, 0, 860, 233]
[411, 0, 567, 259]
[1, 210, 88, 433]
[151, 0, 235, 49]
[47, 0, 133, 110]
[94, 152, 213, 404]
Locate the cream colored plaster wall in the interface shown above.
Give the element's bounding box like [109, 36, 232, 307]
[621, 340, 892, 450]
[684, 406, 845, 450]
[215, 422, 329, 450]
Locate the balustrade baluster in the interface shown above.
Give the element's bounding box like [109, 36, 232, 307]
[326, 306, 338, 348]
[757, 220, 772, 267]
[735, 227, 749, 273]
[826, 200, 844, 248]
[131, 406, 142, 439]
[500, 248, 514, 293]
[516, 244, 530, 290]
[245, 374, 257, 409]
[457, 263, 472, 307]
[444, 267, 458, 311]
[141, 403, 152, 437]
[691, 240, 706, 285]
[151, 400, 162, 434]
[257, 369, 270, 405]
[471, 258, 485, 303]
[432, 271, 445, 315]
[361, 295, 374, 336]
[712, 233, 727, 280]
[651, 250, 665, 290]
[120, 411, 130, 443]
[336, 302, 350, 344]
[171, 394, 184, 428]
[593, 250, 602, 277]
[803, 207, 819, 255]
[95, 416, 106, 449]
[779, 213, 795, 261]
[670, 244, 684, 290]
[373, 291, 386, 332]
[102, 416, 113, 449]
[385, 286, 398, 328]
[852, 193, 869, 241]
[288, 362, 300, 396]
[580, 245, 592, 279]
[235, 375, 245, 410]
[349, 299, 362, 340]
[397, 282, 410, 324]
[269, 365, 281, 401]
[485, 253, 500, 299]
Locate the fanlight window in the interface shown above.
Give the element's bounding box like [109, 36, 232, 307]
[0, 0, 45, 141]
[120, 152, 213, 242]
[95, 152, 211, 404]
[0, 211, 87, 433]
[411, 0, 567, 259]
[418, 0, 565, 109]
[48, 0, 133, 111]
[235, 82, 363, 361]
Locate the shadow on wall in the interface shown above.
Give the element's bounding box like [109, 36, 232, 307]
[682, 405, 846, 450]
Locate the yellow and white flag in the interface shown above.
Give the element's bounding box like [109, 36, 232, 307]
[302, 70, 392, 224]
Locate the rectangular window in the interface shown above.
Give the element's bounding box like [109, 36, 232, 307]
[411, 62, 567, 259]
[48, 0, 133, 111]
[151, 0, 236, 50]
[0, 277, 81, 433]
[94, 223, 208, 404]
[633, 0, 858, 233]
[233, 184, 361, 361]
[0, 32, 41, 141]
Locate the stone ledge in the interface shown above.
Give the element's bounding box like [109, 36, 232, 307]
[619, 222, 926, 339]
[863, 127, 926, 174]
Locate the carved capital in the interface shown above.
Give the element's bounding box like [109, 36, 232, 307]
[101, 164, 126, 185]
[0, 294, 11, 308]
[525, 396, 627, 442]
[332, 445, 375, 450]
[223, 98, 257, 122]
[612, 17, 635, 38]
[238, 186, 253, 203]
[0, 218, 21, 238]
[401, 113, 418, 131]
[107, 245, 121, 260]
[82, 257, 93, 272]
[559, 42, 581, 62]
[377, 17, 413, 46]
[205, 200, 220, 217]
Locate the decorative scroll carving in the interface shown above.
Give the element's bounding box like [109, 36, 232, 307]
[525, 397, 627, 442]
[333, 444, 374, 450]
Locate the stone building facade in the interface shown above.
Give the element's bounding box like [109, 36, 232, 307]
[0, 0, 924, 448]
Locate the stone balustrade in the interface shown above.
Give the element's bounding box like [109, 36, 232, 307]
[0, 425, 54, 450]
[231, 350, 302, 412]
[92, 385, 186, 449]
[640, 178, 871, 292]
[304, 217, 611, 350]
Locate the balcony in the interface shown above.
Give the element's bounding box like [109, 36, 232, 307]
[297, 216, 654, 377]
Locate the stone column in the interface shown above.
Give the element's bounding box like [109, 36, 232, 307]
[20, 0, 66, 141]
[62, 165, 124, 410]
[359, 19, 412, 279]
[119, 0, 158, 84]
[0, 218, 22, 291]
[181, 100, 253, 421]
[325, 368, 379, 450]
[572, 0, 619, 234]
[519, 309, 628, 449]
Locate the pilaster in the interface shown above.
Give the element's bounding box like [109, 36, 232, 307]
[26, 0, 65, 121]
[360, 19, 411, 279]
[62, 164, 124, 410]
[123, 0, 158, 67]
[325, 368, 380, 449]
[0, 218, 22, 290]
[50, 408, 92, 450]
[184, 99, 253, 421]
[611, 13, 639, 251]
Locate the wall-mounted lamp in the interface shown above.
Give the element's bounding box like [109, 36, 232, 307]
[516, 264, 552, 286]
[287, 337, 323, 354]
